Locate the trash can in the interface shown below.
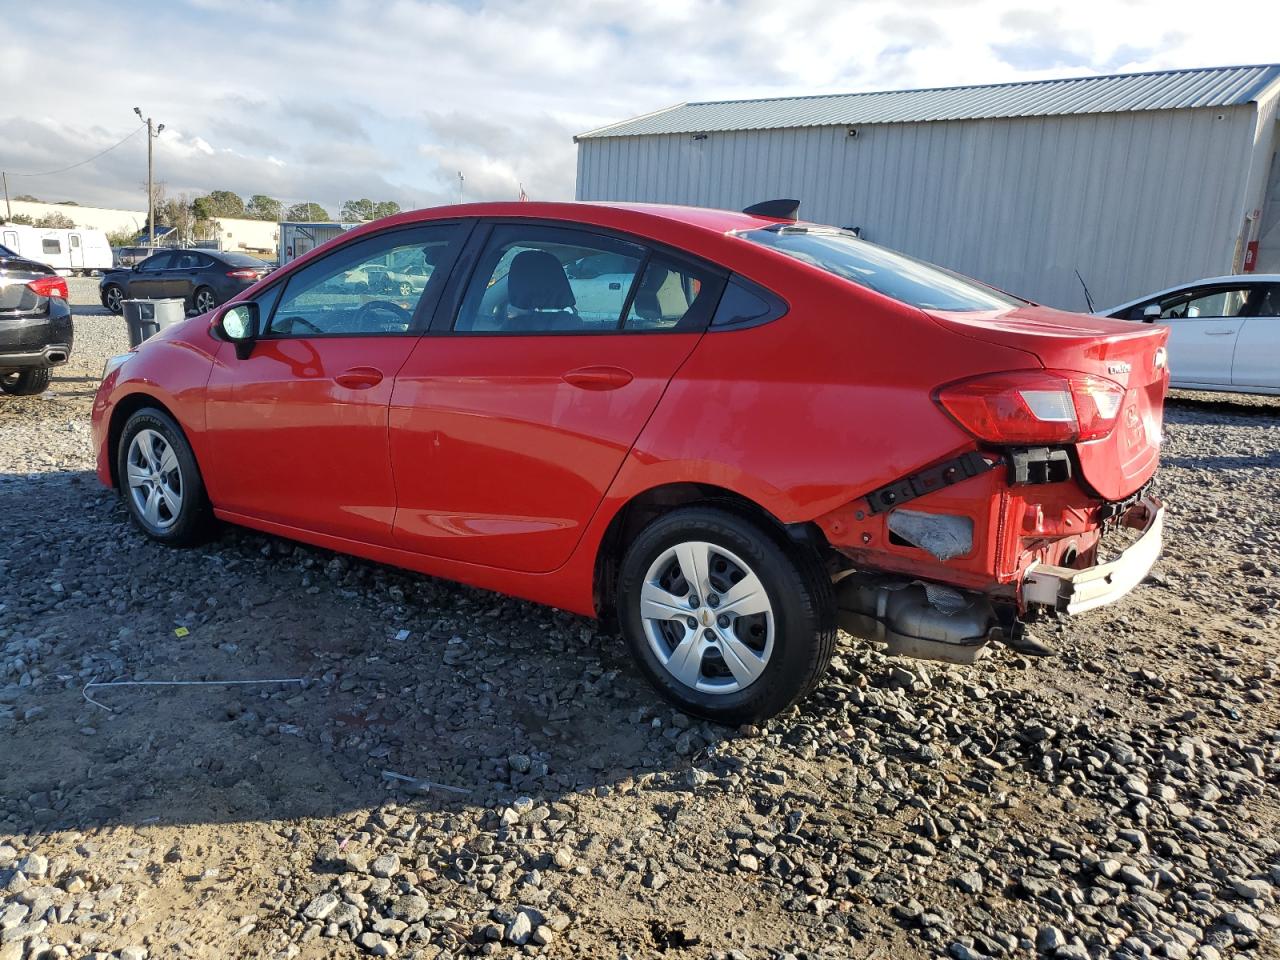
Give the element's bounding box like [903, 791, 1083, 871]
[123, 299, 186, 348]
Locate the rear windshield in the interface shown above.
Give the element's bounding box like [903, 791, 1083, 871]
[738, 225, 1022, 312]
[219, 252, 268, 267]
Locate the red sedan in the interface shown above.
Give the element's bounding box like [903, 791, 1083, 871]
[91, 200, 1169, 722]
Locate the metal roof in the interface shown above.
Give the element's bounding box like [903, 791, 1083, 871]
[577, 64, 1280, 140]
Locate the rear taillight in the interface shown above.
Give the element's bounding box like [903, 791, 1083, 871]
[226, 269, 261, 279]
[935, 369, 1126, 444]
[27, 276, 68, 300]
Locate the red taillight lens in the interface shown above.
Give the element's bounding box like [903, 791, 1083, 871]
[27, 276, 69, 300]
[226, 269, 261, 279]
[936, 369, 1126, 444]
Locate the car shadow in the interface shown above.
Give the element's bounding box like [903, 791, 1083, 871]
[0, 469, 753, 835]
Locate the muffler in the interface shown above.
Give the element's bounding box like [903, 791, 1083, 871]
[834, 574, 1003, 664]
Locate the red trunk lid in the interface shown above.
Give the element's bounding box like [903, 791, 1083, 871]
[928, 305, 1169, 501]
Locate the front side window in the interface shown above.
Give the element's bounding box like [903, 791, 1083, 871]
[267, 225, 457, 336]
[137, 253, 172, 272]
[1152, 286, 1256, 320]
[42, 239, 62, 255]
[738, 225, 1022, 312]
[455, 226, 645, 333]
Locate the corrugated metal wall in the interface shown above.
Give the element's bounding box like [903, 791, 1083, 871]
[576, 106, 1259, 311]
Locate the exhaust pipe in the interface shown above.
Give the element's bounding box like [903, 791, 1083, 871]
[834, 574, 1003, 664]
[45, 351, 67, 364]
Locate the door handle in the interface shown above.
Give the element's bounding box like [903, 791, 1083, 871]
[1204, 329, 1237, 336]
[334, 366, 384, 389]
[562, 365, 634, 390]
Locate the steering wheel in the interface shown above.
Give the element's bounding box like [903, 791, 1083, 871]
[354, 299, 413, 330]
[280, 314, 324, 334]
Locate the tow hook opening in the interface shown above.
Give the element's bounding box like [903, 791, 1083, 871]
[834, 573, 1007, 665]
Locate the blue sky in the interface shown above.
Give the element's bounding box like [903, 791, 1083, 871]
[0, 0, 1273, 214]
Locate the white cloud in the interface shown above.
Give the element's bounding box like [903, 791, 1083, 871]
[0, 0, 1273, 213]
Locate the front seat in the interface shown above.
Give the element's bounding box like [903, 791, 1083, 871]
[505, 250, 578, 331]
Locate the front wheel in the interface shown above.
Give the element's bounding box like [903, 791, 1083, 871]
[617, 506, 836, 724]
[117, 407, 214, 545]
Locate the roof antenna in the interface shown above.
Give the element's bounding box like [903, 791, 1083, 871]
[1075, 269, 1095, 313]
[743, 199, 800, 221]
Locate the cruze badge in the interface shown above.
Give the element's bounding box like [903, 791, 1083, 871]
[1108, 361, 1132, 376]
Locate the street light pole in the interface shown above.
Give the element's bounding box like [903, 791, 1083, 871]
[133, 107, 165, 247]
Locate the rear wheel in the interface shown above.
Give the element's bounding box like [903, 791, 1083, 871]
[0, 368, 50, 396]
[117, 407, 214, 545]
[192, 287, 218, 314]
[617, 506, 836, 724]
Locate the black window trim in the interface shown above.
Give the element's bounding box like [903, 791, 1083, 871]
[426, 217, 733, 338]
[1129, 282, 1267, 322]
[253, 220, 472, 341]
[708, 274, 789, 331]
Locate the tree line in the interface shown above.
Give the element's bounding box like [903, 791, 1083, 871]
[2, 190, 403, 244]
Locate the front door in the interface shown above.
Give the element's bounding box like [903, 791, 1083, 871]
[68, 233, 84, 270]
[390, 222, 723, 573]
[1232, 284, 1280, 388]
[203, 223, 463, 546]
[127, 252, 174, 298]
[1143, 284, 1257, 385]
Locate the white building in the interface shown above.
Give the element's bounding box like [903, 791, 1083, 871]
[576, 64, 1280, 311]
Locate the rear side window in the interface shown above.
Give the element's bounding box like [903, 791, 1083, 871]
[738, 225, 1022, 312]
[42, 239, 61, 254]
[622, 256, 720, 331]
[711, 277, 787, 329]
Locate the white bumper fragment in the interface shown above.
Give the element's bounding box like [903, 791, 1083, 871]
[1023, 497, 1164, 615]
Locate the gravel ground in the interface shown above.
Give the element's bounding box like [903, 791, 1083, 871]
[1, 278, 1278, 960]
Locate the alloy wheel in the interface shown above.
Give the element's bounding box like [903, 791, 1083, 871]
[194, 289, 217, 313]
[126, 428, 184, 532]
[105, 286, 123, 313]
[639, 540, 774, 695]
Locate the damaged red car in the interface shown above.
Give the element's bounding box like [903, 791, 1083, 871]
[91, 200, 1169, 723]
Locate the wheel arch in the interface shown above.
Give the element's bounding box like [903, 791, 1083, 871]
[591, 481, 827, 621]
[106, 393, 189, 489]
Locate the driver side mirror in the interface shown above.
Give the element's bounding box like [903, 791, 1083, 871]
[1142, 304, 1161, 323]
[213, 302, 260, 360]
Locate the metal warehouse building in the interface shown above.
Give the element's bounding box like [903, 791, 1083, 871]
[575, 64, 1280, 311]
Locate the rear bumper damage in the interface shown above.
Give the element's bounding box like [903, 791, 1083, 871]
[1022, 496, 1163, 615]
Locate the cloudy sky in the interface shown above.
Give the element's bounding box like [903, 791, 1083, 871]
[1, 0, 1274, 215]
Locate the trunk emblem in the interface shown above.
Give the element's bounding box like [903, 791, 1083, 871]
[1108, 361, 1132, 376]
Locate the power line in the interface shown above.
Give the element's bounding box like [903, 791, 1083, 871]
[5, 126, 145, 178]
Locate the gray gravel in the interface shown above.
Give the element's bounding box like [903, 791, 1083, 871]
[0, 285, 1277, 960]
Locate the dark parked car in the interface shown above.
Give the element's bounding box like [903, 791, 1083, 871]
[0, 242, 72, 396]
[99, 249, 271, 316]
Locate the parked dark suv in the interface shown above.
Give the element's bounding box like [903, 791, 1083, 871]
[100, 249, 271, 316]
[0, 243, 72, 396]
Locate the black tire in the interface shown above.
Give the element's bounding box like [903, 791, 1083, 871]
[103, 284, 125, 315]
[0, 368, 51, 396]
[192, 287, 218, 315]
[617, 506, 836, 724]
[117, 407, 215, 546]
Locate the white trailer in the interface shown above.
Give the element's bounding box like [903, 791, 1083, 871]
[278, 222, 357, 265]
[0, 224, 114, 275]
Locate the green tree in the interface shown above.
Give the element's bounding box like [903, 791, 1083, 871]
[373, 200, 401, 219]
[13, 194, 40, 202]
[192, 190, 245, 220]
[341, 198, 375, 222]
[246, 195, 282, 221]
[286, 202, 330, 221]
[106, 228, 136, 248]
[34, 212, 75, 229]
[5, 214, 34, 225]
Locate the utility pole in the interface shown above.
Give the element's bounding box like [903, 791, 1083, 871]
[133, 107, 165, 246]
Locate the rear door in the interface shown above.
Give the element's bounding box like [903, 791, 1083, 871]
[389, 221, 724, 573]
[1231, 283, 1280, 388]
[203, 222, 463, 546]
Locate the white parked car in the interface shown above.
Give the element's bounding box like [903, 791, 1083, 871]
[1099, 275, 1279, 395]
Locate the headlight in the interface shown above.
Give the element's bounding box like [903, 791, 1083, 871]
[101, 353, 133, 381]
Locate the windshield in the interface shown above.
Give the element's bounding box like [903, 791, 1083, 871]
[0, 244, 15, 257]
[738, 225, 1023, 312]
